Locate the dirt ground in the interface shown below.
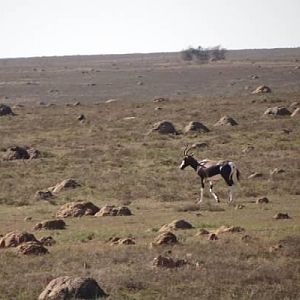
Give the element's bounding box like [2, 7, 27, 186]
[1, 48, 300, 104]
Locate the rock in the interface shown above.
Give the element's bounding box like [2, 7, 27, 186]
[270, 168, 285, 176]
[95, 205, 132, 217]
[152, 231, 178, 246]
[155, 106, 162, 110]
[56, 201, 100, 218]
[159, 219, 193, 232]
[196, 229, 210, 236]
[152, 255, 187, 268]
[289, 101, 299, 109]
[33, 219, 66, 230]
[184, 121, 210, 133]
[252, 85, 271, 94]
[248, 172, 263, 179]
[208, 233, 218, 240]
[153, 97, 169, 103]
[242, 145, 254, 153]
[264, 106, 291, 116]
[150, 120, 177, 134]
[73, 101, 81, 106]
[269, 244, 283, 253]
[3, 146, 40, 160]
[105, 99, 118, 103]
[191, 143, 208, 149]
[24, 216, 32, 222]
[0, 231, 39, 248]
[40, 236, 56, 246]
[291, 107, 300, 117]
[38, 276, 108, 300]
[17, 241, 48, 255]
[214, 115, 238, 126]
[241, 235, 253, 242]
[235, 204, 245, 209]
[0, 104, 14, 116]
[256, 197, 269, 204]
[77, 114, 85, 121]
[274, 213, 291, 220]
[108, 237, 135, 246]
[215, 226, 245, 234]
[48, 178, 80, 194]
[250, 75, 259, 79]
[35, 191, 55, 200]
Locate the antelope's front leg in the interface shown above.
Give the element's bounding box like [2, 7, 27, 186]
[197, 180, 205, 204]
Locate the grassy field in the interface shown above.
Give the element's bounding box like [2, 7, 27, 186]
[0, 52, 300, 299]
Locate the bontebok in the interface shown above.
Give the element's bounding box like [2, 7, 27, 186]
[179, 145, 240, 203]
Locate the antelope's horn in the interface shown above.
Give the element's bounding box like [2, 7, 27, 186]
[184, 145, 193, 156]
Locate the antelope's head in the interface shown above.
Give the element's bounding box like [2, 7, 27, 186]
[179, 145, 195, 170]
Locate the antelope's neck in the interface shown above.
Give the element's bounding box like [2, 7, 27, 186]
[190, 158, 200, 171]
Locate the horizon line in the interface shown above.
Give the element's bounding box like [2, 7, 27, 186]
[1, 46, 300, 60]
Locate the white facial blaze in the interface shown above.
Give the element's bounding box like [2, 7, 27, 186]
[179, 160, 186, 169]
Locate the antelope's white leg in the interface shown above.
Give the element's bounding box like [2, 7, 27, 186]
[209, 181, 220, 203]
[197, 187, 204, 204]
[228, 186, 234, 203]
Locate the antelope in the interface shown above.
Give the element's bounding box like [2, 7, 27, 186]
[179, 145, 240, 203]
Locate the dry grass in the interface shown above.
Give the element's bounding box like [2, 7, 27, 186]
[0, 57, 300, 299]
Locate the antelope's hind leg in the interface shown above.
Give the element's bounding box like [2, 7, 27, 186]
[209, 181, 220, 203]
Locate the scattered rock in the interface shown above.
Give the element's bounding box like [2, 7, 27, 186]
[0, 231, 39, 248]
[17, 241, 48, 255]
[153, 97, 169, 103]
[150, 120, 177, 134]
[289, 101, 299, 108]
[48, 178, 80, 194]
[252, 85, 271, 94]
[73, 101, 81, 106]
[95, 205, 132, 217]
[105, 99, 118, 103]
[214, 115, 238, 126]
[208, 233, 218, 240]
[191, 142, 208, 149]
[40, 236, 56, 246]
[256, 197, 269, 204]
[3, 146, 40, 160]
[291, 107, 300, 117]
[159, 219, 193, 232]
[33, 219, 66, 230]
[137, 81, 144, 86]
[269, 244, 283, 253]
[235, 204, 245, 209]
[248, 172, 263, 179]
[24, 216, 32, 222]
[152, 231, 178, 246]
[270, 168, 285, 176]
[184, 121, 210, 133]
[152, 255, 187, 268]
[0, 104, 14, 116]
[250, 75, 259, 79]
[77, 114, 85, 121]
[264, 106, 291, 116]
[38, 276, 108, 300]
[108, 237, 135, 246]
[155, 106, 163, 110]
[56, 201, 100, 218]
[242, 145, 254, 153]
[215, 226, 245, 234]
[274, 213, 291, 220]
[241, 235, 253, 242]
[196, 229, 210, 236]
[35, 190, 55, 201]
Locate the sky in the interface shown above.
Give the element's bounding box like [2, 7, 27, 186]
[1, 0, 300, 58]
